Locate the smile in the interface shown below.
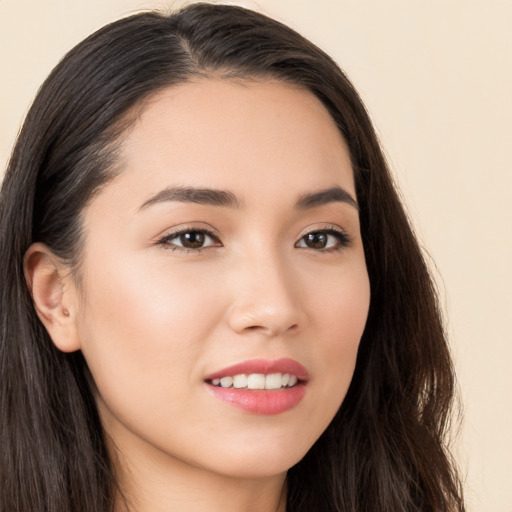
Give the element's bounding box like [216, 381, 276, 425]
[204, 358, 308, 415]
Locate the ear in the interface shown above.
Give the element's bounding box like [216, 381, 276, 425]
[24, 242, 81, 353]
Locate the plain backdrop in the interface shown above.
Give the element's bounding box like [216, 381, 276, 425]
[1, 1, 511, 511]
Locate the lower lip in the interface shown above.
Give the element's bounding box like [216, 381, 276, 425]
[206, 383, 307, 415]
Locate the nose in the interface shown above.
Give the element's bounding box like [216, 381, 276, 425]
[226, 252, 307, 337]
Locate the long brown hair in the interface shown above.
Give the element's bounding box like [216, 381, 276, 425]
[0, 3, 465, 511]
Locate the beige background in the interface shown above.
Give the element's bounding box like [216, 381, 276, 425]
[1, 1, 510, 510]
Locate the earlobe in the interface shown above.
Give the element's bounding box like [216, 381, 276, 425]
[24, 242, 81, 353]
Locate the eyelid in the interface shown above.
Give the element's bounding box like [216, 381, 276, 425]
[296, 223, 350, 239]
[155, 224, 222, 251]
[295, 224, 352, 250]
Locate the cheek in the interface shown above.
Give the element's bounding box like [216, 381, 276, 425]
[74, 254, 222, 413]
[310, 255, 370, 349]
[79, 250, 220, 341]
[330, 268, 369, 368]
[304, 262, 370, 424]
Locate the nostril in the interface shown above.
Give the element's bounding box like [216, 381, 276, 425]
[227, 299, 306, 337]
[245, 323, 299, 336]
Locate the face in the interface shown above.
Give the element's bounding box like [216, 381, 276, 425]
[71, 80, 370, 481]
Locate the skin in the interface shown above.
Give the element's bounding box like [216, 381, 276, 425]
[26, 79, 370, 512]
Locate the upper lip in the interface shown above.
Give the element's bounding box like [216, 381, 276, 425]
[204, 357, 310, 382]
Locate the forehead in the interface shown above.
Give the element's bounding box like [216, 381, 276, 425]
[93, 79, 355, 215]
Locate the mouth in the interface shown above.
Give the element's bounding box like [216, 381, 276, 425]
[204, 358, 308, 415]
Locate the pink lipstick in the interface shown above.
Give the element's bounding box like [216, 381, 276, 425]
[204, 358, 309, 415]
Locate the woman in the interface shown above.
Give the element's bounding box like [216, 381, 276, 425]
[0, 3, 465, 511]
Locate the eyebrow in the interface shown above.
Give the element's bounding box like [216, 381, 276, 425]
[138, 185, 358, 211]
[139, 186, 241, 210]
[295, 186, 358, 211]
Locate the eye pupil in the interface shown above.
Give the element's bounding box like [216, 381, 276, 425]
[181, 231, 205, 248]
[305, 232, 327, 249]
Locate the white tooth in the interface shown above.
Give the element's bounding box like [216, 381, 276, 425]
[220, 376, 233, 388]
[288, 375, 298, 387]
[233, 374, 248, 388]
[247, 374, 265, 390]
[212, 378, 220, 386]
[265, 373, 283, 389]
[281, 373, 290, 387]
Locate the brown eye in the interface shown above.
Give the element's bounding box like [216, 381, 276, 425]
[304, 232, 328, 249]
[296, 229, 351, 251]
[180, 231, 206, 248]
[159, 229, 221, 251]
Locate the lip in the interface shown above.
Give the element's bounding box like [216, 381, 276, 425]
[204, 357, 310, 382]
[204, 358, 309, 415]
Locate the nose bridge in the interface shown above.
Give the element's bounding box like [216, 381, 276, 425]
[227, 244, 305, 336]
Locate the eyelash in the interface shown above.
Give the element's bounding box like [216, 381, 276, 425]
[156, 227, 221, 253]
[156, 225, 352, 253]
[295, 227, 352, 252]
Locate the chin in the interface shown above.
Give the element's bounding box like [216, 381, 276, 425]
[203, 437, 312, 480]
